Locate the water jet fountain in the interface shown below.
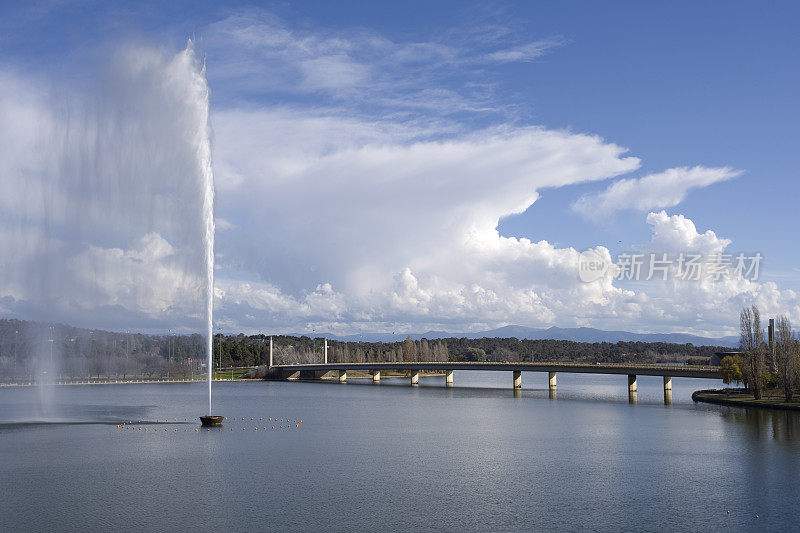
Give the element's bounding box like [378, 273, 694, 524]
[194, 43, 222, 428]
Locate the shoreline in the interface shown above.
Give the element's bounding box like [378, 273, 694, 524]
[692, 389, 800, 412]
[0, 378, 257, 387]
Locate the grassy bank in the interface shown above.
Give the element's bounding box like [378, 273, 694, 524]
[693, 389, 800, 412]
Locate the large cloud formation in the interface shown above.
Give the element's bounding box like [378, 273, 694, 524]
[1, 10, 796, 337]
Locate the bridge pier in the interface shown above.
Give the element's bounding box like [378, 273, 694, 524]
[445, 370, 454, 386]
[627, 374, 637, 392]
[338, 370, 347, 383]
[664, 389, 673, 405]
[371, 370, 381, 383]
[411, 370, 419, 385]
[548, 372, 557, 389]
[663, 376, 672, 391]
[513, 370, 522, 389]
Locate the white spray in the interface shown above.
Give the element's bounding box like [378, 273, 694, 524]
[190, 44, 216, 416]
[0, 40, 216, 414]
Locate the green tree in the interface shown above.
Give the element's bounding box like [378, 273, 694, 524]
[719, 355, 743, 385]
[464, 347, 487, 362]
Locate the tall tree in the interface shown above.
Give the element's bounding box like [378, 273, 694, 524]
[739, 305, 766, 399]
[773, 315, 798, 402]
[402, 336, 417, 362]
[419, 339, 431, 362]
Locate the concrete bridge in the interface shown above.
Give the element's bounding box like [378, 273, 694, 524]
[266, 338, 720, 403]
[270, 361, 720, 400]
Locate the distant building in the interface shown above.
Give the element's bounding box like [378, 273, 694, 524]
[711, 351, 740, 366]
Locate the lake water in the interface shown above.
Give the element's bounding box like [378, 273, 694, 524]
[1, 372, 798, 532]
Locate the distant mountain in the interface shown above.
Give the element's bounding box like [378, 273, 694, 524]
[293, 325, 738, 348]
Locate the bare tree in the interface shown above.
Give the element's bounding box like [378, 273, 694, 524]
[739, 305, 766, 399]
[773, 315, 798, 402]
[402, 336, 417, 362]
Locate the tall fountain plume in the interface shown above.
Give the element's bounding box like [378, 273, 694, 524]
[195, 54, 216, 416]
[176, 40, 216, 415]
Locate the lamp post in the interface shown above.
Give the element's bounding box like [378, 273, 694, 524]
[48, 324, 54, 383]
[13, 329, 18, 382]
[217, 326, 222, 380]
[167, 329, 171, 381]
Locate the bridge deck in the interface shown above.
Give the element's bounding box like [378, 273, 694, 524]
[272, 361, 720, 379]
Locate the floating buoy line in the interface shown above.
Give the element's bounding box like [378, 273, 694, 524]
[115, 417, 303, 433]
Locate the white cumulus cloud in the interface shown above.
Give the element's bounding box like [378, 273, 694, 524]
[572, 166, 742, 220]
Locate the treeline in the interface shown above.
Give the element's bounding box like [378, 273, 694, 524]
[0, 319, 207, 381]
[0, 318, 727, 382]
[440, 337, 722, 364]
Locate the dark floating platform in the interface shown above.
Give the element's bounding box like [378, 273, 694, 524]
[200, 415, 224, 427]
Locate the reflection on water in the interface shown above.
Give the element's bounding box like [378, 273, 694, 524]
[720, 406, 799, 441]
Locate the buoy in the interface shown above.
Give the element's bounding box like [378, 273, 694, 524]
[219, 428, 222, 431]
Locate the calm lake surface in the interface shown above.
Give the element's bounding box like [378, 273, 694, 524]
[1, 372, 799, 532]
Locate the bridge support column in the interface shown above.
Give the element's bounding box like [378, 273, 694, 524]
[663, 376, 672, 391]
[411, 370, 419, 385]
[338, 370, 347, 383]
[513, 371, 522, 389]
[628, 374, 637, 392]
[371, 370, 380, 383]
[548, 372, 557, 389]
[445, 370, 454, 386]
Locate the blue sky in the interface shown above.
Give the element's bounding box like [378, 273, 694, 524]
[1, 1, 798, 335]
